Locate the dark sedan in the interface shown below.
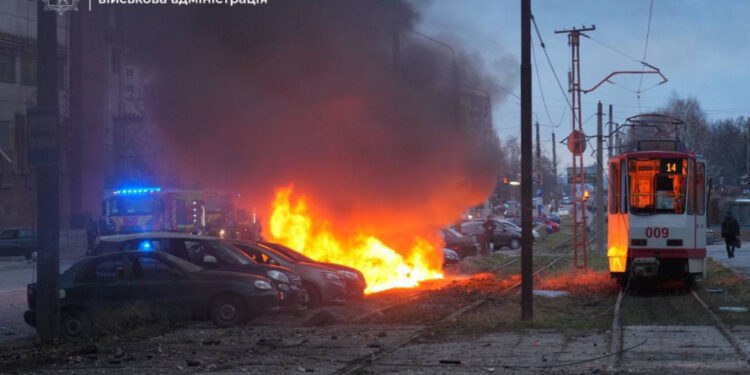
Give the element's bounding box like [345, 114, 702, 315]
[24, 251, 279, 339]
[458, 219, 522, 250]
[441, 227, 480, 259]
[0, 228, 36, 259]
[92, 233, 307, 311]
[260, 241, 367, 300]
[230, 240, 348, 307]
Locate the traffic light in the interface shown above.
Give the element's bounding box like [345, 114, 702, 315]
[582, 190, 590, 201]
[503, 177, 509, 185]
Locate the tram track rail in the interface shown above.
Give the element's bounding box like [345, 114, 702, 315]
[332, 238, 578, 375]
[610, 283, 750, 371]
[348, 234, 576, 324]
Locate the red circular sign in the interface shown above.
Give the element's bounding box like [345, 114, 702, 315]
[567, 130, 586, 155]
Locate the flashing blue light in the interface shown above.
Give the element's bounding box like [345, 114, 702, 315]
[138, 240, 153, 251]
[113, 187, 162, 196]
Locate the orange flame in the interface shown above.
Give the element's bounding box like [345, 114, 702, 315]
[268, 186, 444, 293]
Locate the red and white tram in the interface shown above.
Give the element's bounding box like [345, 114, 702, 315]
[608, 141, 707, 285]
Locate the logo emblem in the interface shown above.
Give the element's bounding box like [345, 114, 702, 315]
[41, 0, 80, 16]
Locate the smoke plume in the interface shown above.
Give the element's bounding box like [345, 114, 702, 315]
[125, 0, 511, 249]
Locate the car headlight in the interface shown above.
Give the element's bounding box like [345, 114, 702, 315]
[267, 270, 290, 283]
[338, 270, 359, 280]
[323, 272, 344, 286]
[254, 280, 272, 290]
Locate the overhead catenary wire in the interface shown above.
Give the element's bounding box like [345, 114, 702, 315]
[637, 0, 656, 111]
[532, 33, 563, 129]
[530, 13, 573, 115]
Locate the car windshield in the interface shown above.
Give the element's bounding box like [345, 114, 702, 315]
[0, 230, 16, 239]
[160, 252, 203, 273]
[207, 240, 255, 265]
[262, 242, 315, 263]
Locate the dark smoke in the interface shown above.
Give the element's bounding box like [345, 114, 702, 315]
[125, 0, 509, 248]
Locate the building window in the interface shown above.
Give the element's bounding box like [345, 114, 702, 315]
[111, 48, 121, 74]
[0, 48, 16, 83]
[21, 52, 37, 86]
[58, 57, 66, 89]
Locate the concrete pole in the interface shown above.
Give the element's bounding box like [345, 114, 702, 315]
[608, 104, 613, 158]
[552, 131, 558, 211]
[596, 102, 605, 254]
[35, 0, 60, 341]
[520, 0, 533, 321]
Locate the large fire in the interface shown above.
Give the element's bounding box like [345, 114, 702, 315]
[268, 186, 444, 293]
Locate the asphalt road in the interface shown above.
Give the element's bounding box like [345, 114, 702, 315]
[0, 257, 74, 343]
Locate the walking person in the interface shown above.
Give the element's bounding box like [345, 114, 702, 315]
[482, 217, 497, 256]
[721, 211, 741, 259]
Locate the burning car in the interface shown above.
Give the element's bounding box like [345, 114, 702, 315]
[258, 241, 367, 301]
[91, 233, 307, 311]
[24, 251, 279, 339]
[229, 240, 349, 307]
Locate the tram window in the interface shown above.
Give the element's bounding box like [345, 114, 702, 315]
[610, 162, 620, 214]
[655, 176, 675, 210]
[687, 160, 695, 215]
[627, 158, 687, 215]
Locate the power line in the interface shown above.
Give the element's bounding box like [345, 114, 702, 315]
[531, 33, 560, 128]
[637, 0, 655, 111]
[530, 13, 573, 115]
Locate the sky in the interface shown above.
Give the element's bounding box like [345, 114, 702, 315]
[413, 0, 750, 167]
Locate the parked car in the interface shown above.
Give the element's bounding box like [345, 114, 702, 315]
[441, 227, 480, 259]
[547, 213, 562, 224]
[91, 232, 307, 311]
[495, 219, 541, 242]
[561, 196, 573, 205]
[259, 241, 367, 300]
[24, 250, 280, 339]
[458, 219, 523, 250]
[229, 240, 348, 307]
[533, 216, 560, 234]
[0, 228, 36, 259]
[443, 248, 460, 268]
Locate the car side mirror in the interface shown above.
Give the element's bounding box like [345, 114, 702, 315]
[31, 251, 38, 262]
[203, 255, 218, 265]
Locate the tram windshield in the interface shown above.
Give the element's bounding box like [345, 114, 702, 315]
[627, 158, 687, 215]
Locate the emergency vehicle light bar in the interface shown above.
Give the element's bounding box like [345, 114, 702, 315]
[113, 187, 162, 195]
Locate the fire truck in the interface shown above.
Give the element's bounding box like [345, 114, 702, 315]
[100, 187, 261, 239]
[100, 187, 207, 235]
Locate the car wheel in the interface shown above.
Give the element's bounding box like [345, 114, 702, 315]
[210, 295, 246, 328]
[509, 239, 521, 250]
[304, 283, 322, 308]
[61, 309, 91, 340]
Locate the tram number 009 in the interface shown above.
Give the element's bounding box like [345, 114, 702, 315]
[645, 227, 669, 238]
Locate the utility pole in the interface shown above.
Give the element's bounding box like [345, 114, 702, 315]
[556, 24, 595, 270]
[520, 0, 533, 321]
[536, 121, 542, 194]
[552, 131, 558, 212]
[32, 0, 61, 341]
[596, 102, 605, 255]
[608, 104, 613, 159]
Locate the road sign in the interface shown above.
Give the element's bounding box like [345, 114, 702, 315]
[27, 108, 59, 166]
[536, 188, 543, 197]
[567, 130, 586, 155]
